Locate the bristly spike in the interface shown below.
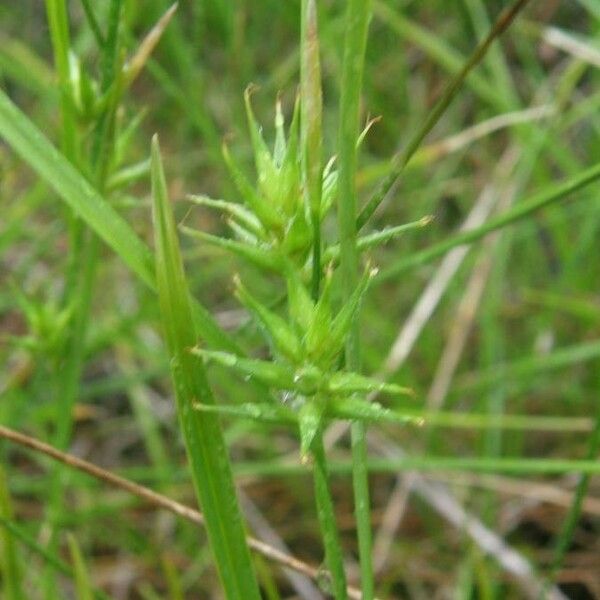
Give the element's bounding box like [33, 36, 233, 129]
[180, 225, 284, 273]
[244, 85, 280, 196]
[234, 278, 303, 363]
[222, 142, 284, 231]
[187, 194, 265, 239]
[323, 215, 433, 263]
[191, 348, 298, 391]
[285, 267, 314, 332]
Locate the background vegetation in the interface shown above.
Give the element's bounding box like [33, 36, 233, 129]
[1, 0, 600, 598]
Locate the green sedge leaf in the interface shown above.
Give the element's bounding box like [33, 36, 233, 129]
[151, 137, 261, 600]
[285, 268, 314, 333]
[234, 276, 303, 363]
[180, 226, 284, 273]
[222, 143, 284, 231]
[299, 399, 325, 460]
[191, 348, 297, 390]
[326, 371, 414, 397]
[187, 194, 264, 239]
[194, 402, 297, 425]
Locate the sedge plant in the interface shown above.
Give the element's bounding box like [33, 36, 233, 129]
[175, 1, 425, 596]
[4, 0, 600, 598]
[150, 0, 600, 597]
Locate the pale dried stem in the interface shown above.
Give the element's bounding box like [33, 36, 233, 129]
[368, 433, 569, 600]
[427, 472, 600, 518]
[0, 424, 368, 599]
[541, 26, 600, 69]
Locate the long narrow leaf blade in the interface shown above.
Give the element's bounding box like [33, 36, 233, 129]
[0, 88, 238, 354]
[150, 136, 261, 600]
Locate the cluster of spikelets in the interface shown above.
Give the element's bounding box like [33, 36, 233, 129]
[184, 89, 424, 460]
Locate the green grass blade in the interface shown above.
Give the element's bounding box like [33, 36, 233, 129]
[549, 382, 600, 582]
[79, 0, 104, 46]
[311, 434, 348, 600]
[378, 161, 600, 283]
[337, 0, 374, 593]
[360, 457, 600, 476]
[150, 136, 261, 600]
[372, 1, 499, 107]
[0, 467, 24, 600]
[300, 0, 323, 298]
[456, 339, 600, 393]
[0, 515, 109, 600]
[0, 89, 239, 354]
[0, 87, 153, 285]
[67, 534, 94, 600]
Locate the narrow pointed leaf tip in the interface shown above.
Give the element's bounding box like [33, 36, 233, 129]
[299, 400, 325, 460]
[234, 277, 303, 362]
[124, 3, 178, 87]
[151, 136, 262, 600]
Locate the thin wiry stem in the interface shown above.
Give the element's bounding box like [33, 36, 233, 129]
[0, 424, 369, 600]
[357, 0, 532, 228]
[337, 0, 374, 596]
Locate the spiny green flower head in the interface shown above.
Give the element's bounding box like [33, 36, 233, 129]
[184, 88, 338, 270]
[192, 265, 414, 459]
[184, 89, 427, 459]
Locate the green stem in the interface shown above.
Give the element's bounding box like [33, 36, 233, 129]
[337, 0, 374, 596]
[43, 3, 123, 597]
[311, 216, 321, 300]
[311, 433, 348, 600]
[301, 0, 323, 300]
[0, 466, 23, 600]
[44, 0, 77, 162]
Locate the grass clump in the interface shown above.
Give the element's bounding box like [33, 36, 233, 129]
[2, 0, 600, 598]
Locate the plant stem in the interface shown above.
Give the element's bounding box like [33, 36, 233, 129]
[43, 4, 123, 596]
[311, 433, 348, 600]
[337, 0, 374, 597]
[300, 0, 323, 300]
